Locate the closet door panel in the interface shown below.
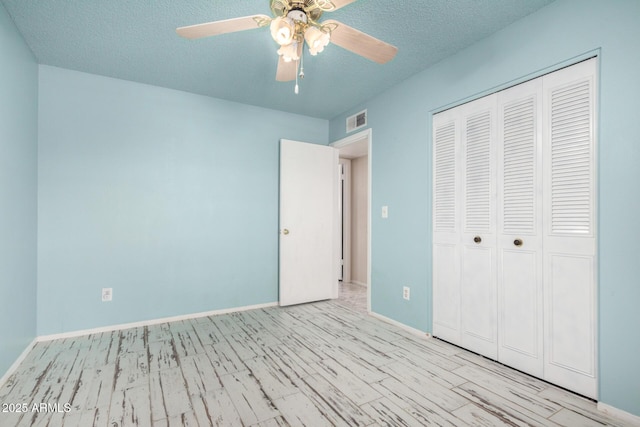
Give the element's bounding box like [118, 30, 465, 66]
[459, 96, 497, 359]
[496, 79, 544, 377]
[543, 58, 597, 398]
[461, 245, 495, 354]
[433, 244, 460, 343]
[433, 113, 462, 345]
[501, 249, 538, 355]
[547, 254, 595, 374]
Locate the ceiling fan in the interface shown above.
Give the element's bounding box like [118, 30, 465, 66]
[176, 0, 398, 93]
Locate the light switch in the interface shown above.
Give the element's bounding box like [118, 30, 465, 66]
[381, 206, 388, 218]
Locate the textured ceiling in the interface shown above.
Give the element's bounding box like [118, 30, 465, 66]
[1, 0, 555, 119]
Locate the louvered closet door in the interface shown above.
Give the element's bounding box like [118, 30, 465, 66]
[542, 58, 597, 398]
[459, 96, 498, 359]
[432, 108, 462, 345]
[432, 58, 597, 399]
[496, 79, 544, 377]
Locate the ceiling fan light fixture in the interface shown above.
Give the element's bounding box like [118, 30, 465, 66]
[270, 16, 295, 45]
[304, 26, 330, 55]
[177, 0, 398, 91]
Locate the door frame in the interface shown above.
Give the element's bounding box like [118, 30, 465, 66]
[331, 128, 372, 313]
[338, 158, 352, 284]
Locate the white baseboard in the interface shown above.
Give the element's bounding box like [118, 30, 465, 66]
[597, 402, 640, 426]
[368, 311, 430, 338]
[0, 338, 38, 388]
[37, 301, 279, 342]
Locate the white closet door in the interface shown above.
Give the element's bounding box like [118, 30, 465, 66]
[542, 58, 597, 398]
[459, 96, 498, 359]
[432, 108, 461, 345]
[497, 79, 544, 377]
[432, 58, 597, 399]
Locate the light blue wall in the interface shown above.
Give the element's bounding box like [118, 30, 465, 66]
[38, 65, 328, 335]
[0, 4, 38, 376]
[329, 0, 640, 417]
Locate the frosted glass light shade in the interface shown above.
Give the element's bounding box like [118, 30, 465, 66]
[304, 26, 330, 55]
[270, 17, 295, 46]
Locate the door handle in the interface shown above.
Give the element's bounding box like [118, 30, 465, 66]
[514, 238, 523, 247]
[282, 229, 290, 235]
[473, 236, 482, 244]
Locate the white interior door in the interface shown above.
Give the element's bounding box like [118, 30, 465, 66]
[279, 139, 339, 306]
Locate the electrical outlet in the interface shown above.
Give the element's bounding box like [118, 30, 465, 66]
[102, 288, 113, 302]
[403, 286, 410, 300]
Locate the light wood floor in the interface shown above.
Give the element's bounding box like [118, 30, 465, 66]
[334, 282, 368, 314]
[0, 286, 629, 427]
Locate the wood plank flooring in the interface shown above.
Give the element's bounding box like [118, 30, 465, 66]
[0, 285, 630, 426]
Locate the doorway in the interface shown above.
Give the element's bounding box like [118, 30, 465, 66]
[331, 129, 371, 313]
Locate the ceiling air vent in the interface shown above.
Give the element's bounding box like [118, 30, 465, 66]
[346, 110, 367, 133]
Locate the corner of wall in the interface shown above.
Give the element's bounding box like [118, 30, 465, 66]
[0, 1, 39, 378]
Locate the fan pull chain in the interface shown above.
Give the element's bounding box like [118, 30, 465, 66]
[294, 51, 304, 95]
[299, 52, 305, 79]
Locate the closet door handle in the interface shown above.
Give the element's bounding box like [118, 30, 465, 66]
[514, 238, 523, 247]
[473, 236, 482, 244]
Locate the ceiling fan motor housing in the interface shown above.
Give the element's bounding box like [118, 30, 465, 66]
[287, 9, 308, 23]
[271, 0, 325, 22]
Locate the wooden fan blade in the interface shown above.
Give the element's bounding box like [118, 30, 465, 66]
[275, 43, 303, 82]
[176, 15, 270, 40]
[276, 57, 297, 82]
[323, 19, 397, 64]
[329, 0, 358, 11]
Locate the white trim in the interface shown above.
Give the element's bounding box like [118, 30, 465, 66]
[432, 50, 600, 116]
[331, 128, 372, 313]
[367, 135, 372, 314]
[0, 338, 37, 387]
[37, 302, 278, 342]
[339, 158, 352, 284]
[369, 311, 430, 338]
[331, 128, 371, 150]
[597, 402, 640, 426]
